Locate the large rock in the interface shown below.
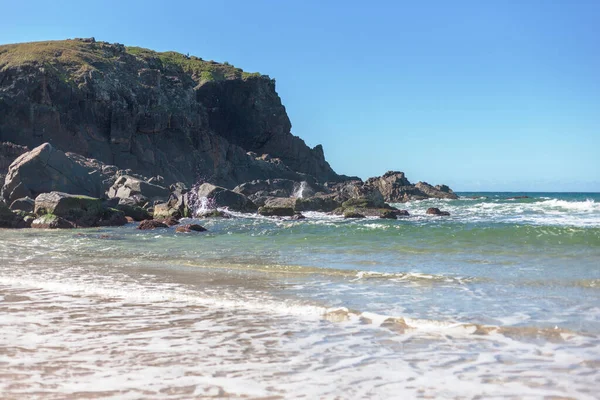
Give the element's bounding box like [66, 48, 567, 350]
[2, 143, 104, 204]
[34, 191, 126, 227]
[363, 171, 458, 202]
[107, 175, 170, 204]
[195, 183, 257, 212]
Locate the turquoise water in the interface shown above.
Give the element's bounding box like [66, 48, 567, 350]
[1, 192, 599, 398]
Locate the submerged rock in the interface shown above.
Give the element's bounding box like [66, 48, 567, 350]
[175, 224, 207, 233]
[138, 220, 168, 230]
[196, 210, 232, 218]
[344, 211, 365, 219]
[426, 207, 451, 216]
[257, 206, 295, 217]
[158, 216, 180, 227]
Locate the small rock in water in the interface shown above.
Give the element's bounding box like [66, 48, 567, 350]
[257, 206, 295, 217]
[138, 220, 168, 230]
[291, 213, 306, 220]
[159, 216, 180, 226]
[379, 210, 398, 219]
[344, 211, 365, 219]
[426, 207, 450, 216]
[175, 224, 207, 233]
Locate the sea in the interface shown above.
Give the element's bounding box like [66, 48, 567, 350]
[1, 192, 599, 399]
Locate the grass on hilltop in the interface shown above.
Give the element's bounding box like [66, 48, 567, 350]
[0, 39, 267, 84]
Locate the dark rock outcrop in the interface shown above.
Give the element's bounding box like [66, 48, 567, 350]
[414, 182, 458, 200]
[364, 171, 458, 203]
[0, 39, 342, 188]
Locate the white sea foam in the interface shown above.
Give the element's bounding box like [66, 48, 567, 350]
[2, 276, 598, 399]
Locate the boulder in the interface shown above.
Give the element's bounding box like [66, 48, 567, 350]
[138, 220, 168, 230]
[294, 194, 341, 212]
[335, 180, 386, 208]
[291, 213, 306, 220]
[114, 200, 151, 221]
[195, 183, 257, 212]
[344, 211, 365, 219]
[34, 191, 126, 227]
[426, 207, 450, 216]
[380, 210, 399, 219]
[175, 224, 207, 233]
[107, 175, 170, 204]
[258, 206, 295, 217]
[153, 203, 182, 219]
[2, 143, 104, 205]
[9, 197, 35, 213]
[96, 208, 128, 227]
[31, 214, 74, 229]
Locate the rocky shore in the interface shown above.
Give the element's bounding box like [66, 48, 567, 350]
[0, 39, 456, 228]
[0, 142, 456, 230]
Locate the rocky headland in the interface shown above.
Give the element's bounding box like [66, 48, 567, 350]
[0, 38, 456, 228]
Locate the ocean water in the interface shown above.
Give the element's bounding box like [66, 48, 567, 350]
[1, 192, 599, 399]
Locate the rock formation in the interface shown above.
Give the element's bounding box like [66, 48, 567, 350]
[0, 39, 460, 227]
[0, 39, 340, 188]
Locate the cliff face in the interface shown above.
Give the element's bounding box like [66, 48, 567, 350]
[0, 39, 340, 187]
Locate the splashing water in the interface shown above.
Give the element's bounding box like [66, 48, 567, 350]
[293, 181, 307, 198]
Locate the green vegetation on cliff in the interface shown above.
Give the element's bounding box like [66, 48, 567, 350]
[0, 38, 267, 84]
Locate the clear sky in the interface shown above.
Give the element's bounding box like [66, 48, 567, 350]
[2, 0, 599, 191]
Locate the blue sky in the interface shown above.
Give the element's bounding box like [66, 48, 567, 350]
[2, 0, 599, 191]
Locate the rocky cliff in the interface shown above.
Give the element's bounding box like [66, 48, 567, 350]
[0, 38, 340, 188]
